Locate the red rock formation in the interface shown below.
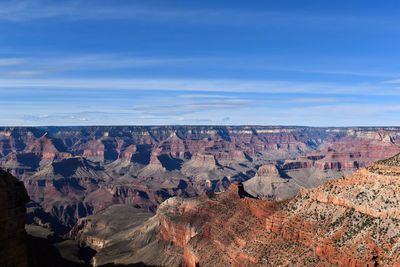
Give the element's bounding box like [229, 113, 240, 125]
[82, 139, 105, 163]
[285, 135, 400, 172]
[119, 144, 137, 161]
[145, 155, 400, 266]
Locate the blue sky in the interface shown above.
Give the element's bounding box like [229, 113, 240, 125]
[1, 0, 400, 126]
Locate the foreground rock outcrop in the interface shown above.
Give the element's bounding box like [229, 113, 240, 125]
[80, 153, 400, 266]
[0, 169, 30, 267]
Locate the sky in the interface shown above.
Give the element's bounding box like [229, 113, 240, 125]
[2, 0, 400, 126]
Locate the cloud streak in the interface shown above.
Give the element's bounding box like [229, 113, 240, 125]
[0, 54, 229, 78]
[0, 77, 390, 95]
[132, 99, 255, 116]
[178, 94, 238, 99]
[0, 58, 24, 66]
[0, 0, 397, 34]
[1, 93, 399, 126]
[1, 53, 398, 80]
[263, 104, 400, 126]
[35, 55, 210, 70]
[384, 79, 400, 84]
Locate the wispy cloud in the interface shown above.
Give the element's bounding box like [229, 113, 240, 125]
[286, 97, 339, 103]
[0, 58, 24, 66]
[251, 64, 400, 78]
[12, 110, 217, 126]
[0, 53, 397, 80]
[178, 94, 238, 99]
[1, 70, 48, 76]
[0, 0, 396, 33]
[1, 92, 399, 126]
[263, 104, 400, 126]
[20, 111, 138, 124]
[36, 54, 208, 70]
[132, 99, 255, 116]
[22, 113, 87, 122]
[384, 79, 400, 84]
[0, 1, 230, 22]
[0, 0, 219, 22]
[0, 78, 390, 95]
[0, 54, 227, 78]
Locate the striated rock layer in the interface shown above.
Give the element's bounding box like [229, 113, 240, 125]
[82, 153, 400, 266]
[0, 169, 30, 267]
[2, 126, 400, 234]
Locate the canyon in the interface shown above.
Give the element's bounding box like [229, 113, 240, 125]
[73, 153, 400, 266]
[1, 126, 400, 234]
[2, 126, 400, 265]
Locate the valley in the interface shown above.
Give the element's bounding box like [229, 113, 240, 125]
[2, 126, 400, 266]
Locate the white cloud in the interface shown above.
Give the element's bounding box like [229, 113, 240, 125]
[260, 104, 400, 126]
[2, 100, 400, 127]
[384, 79, 400, 84]
[37, 54, 205, 69]
[0, 54, 228, 79]
[132, 99, 255, 116]
[0, 78, 388, 95]
[0, 58, 24, 66]
[2, 70, 47, 76]
[0, 53, 397, 80]
[178, 94, 238, 99]
[286, 97, 339, 103]
[0, 1, 229, 22]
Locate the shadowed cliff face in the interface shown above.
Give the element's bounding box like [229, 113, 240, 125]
[0, 169, 30, 267]
[79, 154, 400, 266]
[1, 126, 400, 235]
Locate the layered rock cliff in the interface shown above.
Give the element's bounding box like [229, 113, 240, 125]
[0, 169, 30, 267]
[244, 131, 400, 201]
